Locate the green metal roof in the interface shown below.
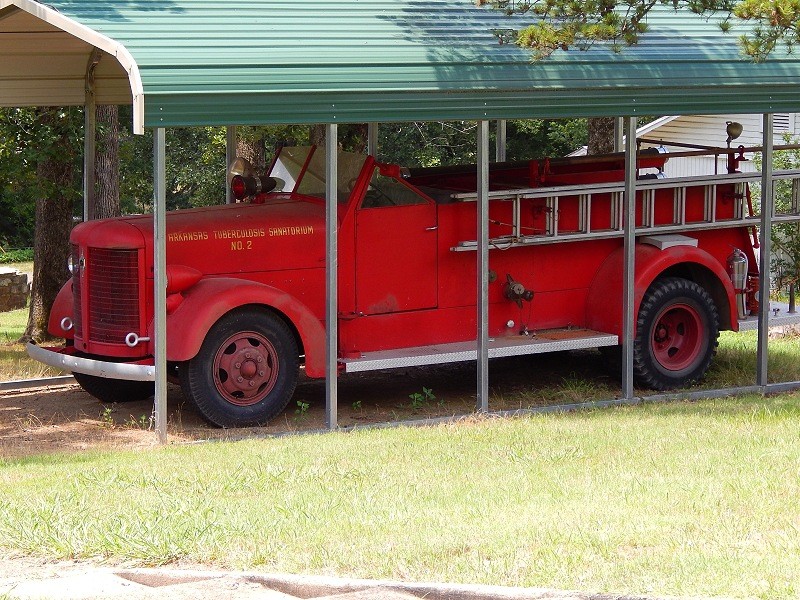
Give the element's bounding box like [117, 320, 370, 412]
[1, 0, 799, 131]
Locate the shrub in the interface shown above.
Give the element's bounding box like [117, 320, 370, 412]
[0, 248, 33, 264]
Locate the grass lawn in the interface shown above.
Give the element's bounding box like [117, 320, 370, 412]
[0, 305, 26, 344]
[2, 261, 33, 274]
[1, 394, 798, 599]
[0, 305, 61, 380]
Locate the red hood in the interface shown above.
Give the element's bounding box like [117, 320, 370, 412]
[71, 199, 327, 276]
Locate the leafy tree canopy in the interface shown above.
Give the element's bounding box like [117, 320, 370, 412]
[479, 0, 800, 61]
[379, 119, 587, 167]
[0, 107, 82, 249]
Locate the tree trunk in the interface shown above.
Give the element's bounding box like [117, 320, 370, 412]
[92, 104, 121, 219]
[309, 124, 326, 147]
[308, 123, 369, 152]
[587, 117, 616, 155]
[236, 137, 266, 173]
[20, 109, 78, 343]
[346, 123, 369, 153]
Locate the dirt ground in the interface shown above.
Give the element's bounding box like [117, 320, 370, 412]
[0, 351, 616, 459]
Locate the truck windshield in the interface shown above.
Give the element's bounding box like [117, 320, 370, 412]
[269, 146, 367, 203]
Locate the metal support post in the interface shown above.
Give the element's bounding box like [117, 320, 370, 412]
[153, 128, 168, 444]
[613, 117, 625, 153]
[477, 120, 490, 412]
[622, 116, 638, 400]
[325, 123, 339, 429]
[83, 50, 100, 221]
[495, 120, 507, 163]
[757, 113, 774, 387]
[367, 122, 379, 157]
[225, 126, 237, 204]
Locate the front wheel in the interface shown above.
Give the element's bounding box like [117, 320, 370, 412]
[633, 277, 719, 390]
[179, 308, 299, 427]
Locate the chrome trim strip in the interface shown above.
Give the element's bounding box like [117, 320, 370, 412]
[26, 343, 155, 382]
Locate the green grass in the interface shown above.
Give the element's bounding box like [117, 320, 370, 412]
[1, 260, 33, 273]
[708, 330, 800, 387]
[0, 305, 61, 380]
[1, 394, 799, 599]
[0, 306, 27, 344]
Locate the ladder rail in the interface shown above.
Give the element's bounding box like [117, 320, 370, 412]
[451, 169, 800, 203]
[452, 216, 775, 252]
[451, 169, 800, 252]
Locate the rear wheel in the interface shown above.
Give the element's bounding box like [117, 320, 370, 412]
[179, 308, 298, 427]
[73, 372, 154, 403]
[633, 277, 719, 390]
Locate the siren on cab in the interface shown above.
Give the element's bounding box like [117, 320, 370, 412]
[227, 156, 284, 200]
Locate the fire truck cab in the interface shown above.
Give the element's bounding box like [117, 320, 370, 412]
[29, 143, 757, 427]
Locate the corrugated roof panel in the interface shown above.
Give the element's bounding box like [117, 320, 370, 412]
[2, 0, 799, 128]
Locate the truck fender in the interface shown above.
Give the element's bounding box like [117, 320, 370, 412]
[47, 281, 75, 340]
[150, 278, 326, 378]
[585, 244, 737, 338]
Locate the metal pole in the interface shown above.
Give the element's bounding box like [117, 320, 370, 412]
[622, 116, 638, 400]
[325, 124, 339, 429]
[757, 113, 773, 387]
[495, 120, 507, 163]
[83, 50, 100, 221]
[613, 117, 625, 153]
[83, 106, 95, 221]
[367, 122, 379, 157]
[477, 120, 490, 412]
[225, 126, 237, 204]
[153, 127, 168, 444]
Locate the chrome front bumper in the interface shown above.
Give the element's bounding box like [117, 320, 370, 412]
[26, 343, 156, 382]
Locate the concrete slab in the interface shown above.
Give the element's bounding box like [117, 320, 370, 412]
[0, 560, 734, 600]
[315, 591, 424, 600]
[0, 570, 149, 599]
[0, 571, 302, 600]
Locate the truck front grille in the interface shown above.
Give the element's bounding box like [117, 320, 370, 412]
[87, 248, 140, 344]
[71, 244, 82, 337]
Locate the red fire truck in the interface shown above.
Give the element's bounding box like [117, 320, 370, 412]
[29, 144, 758, 427]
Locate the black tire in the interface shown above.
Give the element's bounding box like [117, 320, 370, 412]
[179, 308, 298, 427]
[633, 277, 719, 390]
[73, 372, 154, 403]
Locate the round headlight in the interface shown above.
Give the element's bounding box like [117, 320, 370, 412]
[67, 254, 75, 275]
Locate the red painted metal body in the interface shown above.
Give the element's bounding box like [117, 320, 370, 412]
[46, 146, 757, 386]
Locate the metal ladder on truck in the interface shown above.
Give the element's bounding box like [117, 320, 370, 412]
[450, 169, 800, 251]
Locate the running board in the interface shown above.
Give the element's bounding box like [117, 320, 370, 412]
[340, 328, 618, 373]
[738, 302, 800, 331]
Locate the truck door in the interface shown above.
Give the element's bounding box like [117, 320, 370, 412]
[355, 171, 437, 315]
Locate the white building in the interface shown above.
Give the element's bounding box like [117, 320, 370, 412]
[571, 114, 800, 177]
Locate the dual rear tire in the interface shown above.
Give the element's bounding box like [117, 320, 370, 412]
[604, 277, 719, 390]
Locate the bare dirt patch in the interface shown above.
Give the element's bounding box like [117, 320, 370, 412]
[0, 350, 617, 459]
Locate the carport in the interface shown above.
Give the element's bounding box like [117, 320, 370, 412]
[1, 0, 799, 442]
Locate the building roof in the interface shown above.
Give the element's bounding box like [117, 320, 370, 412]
[1, 0, 800, 132]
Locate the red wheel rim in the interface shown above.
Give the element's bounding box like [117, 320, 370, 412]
[212, 331, 279, 406]
[650, 302, 703, 371]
